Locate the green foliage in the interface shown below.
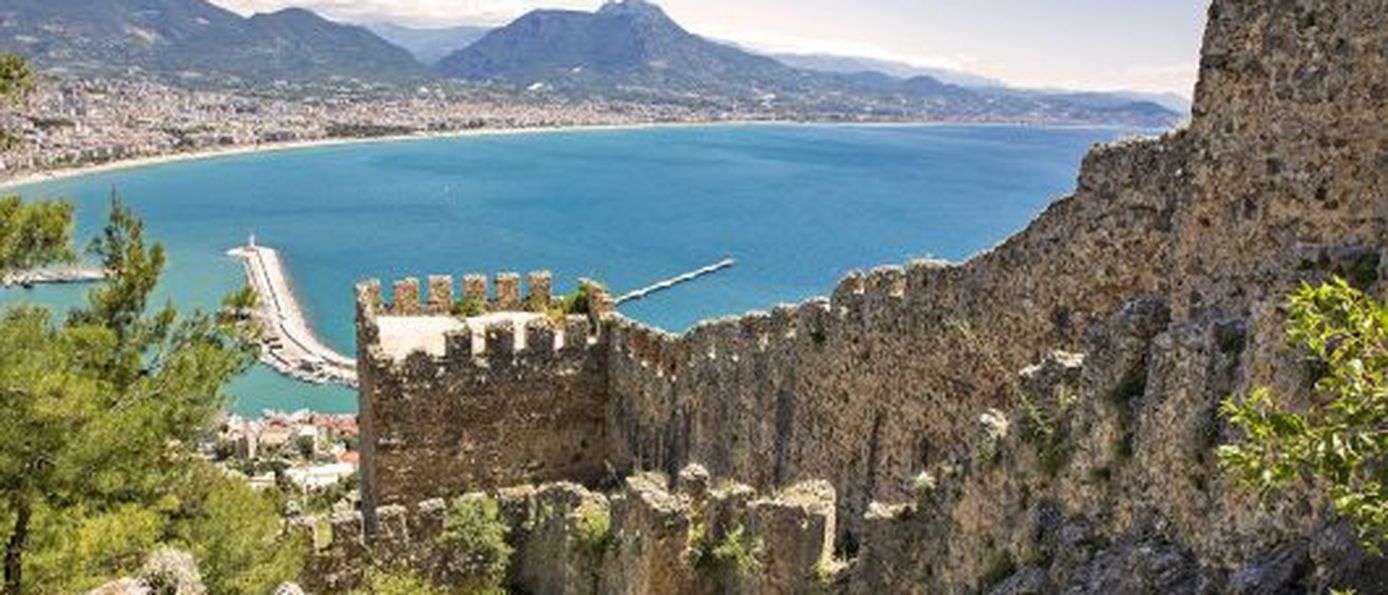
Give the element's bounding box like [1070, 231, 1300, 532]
[301, 472, 358, 515]
[294, 434, 317, 461]
[0, 196, 75, 276]
[168, 465, 305, 594]
[1018, 389, 1072, 474]
[695, 524, 763, 578]
[0, 198, 281, 593]
[1219, 278, 1388, 553]
[554, 282, 604, 317]
[351, 567, 447, 595]
[0, 55, 33, 107]
[0, 54, 34, 151]
[572, 501, 614, 562]
[453, 295, 488, 318]
[439, 495, 512, 590]
[24, 504, 163, 593]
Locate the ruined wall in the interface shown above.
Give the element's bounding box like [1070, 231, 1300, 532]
[303, 468, 837, 595]
[356, 273, 612, 517]
[601, 0, 1388, 588]
[352, 0, 1388, 590]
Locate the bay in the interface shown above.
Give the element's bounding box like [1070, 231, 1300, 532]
[1, 123, 1143, 416]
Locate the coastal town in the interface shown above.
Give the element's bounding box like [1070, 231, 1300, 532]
[0, 77, 768, 182]
[205, 410, 361, 514]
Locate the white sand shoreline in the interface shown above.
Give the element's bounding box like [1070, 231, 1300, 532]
[0, 120, 747, 191]
[0, 118, 1162, 192]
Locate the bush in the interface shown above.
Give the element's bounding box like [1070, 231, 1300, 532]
[911, 471, 938, 504]
[438, 494, 513, 590]
[695, 524, 762, 578]
[1220, 278, 1388, 553]
[171, 470, 305, 594]
[453, 295, 488, 318]
[1019, 390, 1072, 475]
[572, 501, 614, 562]
[351, 567, 446, 595]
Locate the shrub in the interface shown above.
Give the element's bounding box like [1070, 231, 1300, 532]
[351, 567, 445, 595]
[911, 471, 938, 504]
[1220, 278, 1388, 553]
[453, 295, 488, 317]
[553, 282, 605, 318]
[572, 501, 614, 562]
[1019, 390, 1071, 475]
[695, 524, 763, 578]
[438, 495, 513, 590]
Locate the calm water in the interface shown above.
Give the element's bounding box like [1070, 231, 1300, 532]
[1, 124, 1142, 416]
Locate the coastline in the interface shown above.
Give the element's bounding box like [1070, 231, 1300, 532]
[0, 118, 1168, 192]
[0, 120, 745, 191]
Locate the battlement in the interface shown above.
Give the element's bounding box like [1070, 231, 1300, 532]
[356, 272, 614, 511]
[355, 272, 614, 368]
[358, 270, 564, 318]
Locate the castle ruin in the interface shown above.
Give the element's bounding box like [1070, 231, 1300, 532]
[320, 1, 1388, 592]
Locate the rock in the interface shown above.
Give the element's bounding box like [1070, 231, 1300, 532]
[139, 548, 206, 595]
[988, 565, 1053, 595]
[1227, 539, 1310, 594]
[87, 578, 149, 595]
[1062, 535, 1213, 595]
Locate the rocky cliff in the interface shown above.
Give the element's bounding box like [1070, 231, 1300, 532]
[348, 0, 1388, 592]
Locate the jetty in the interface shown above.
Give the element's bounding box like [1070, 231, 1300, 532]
[227, 240, 358, 388]
[615, 258, 735, 305]
[1, 267, 106, 289]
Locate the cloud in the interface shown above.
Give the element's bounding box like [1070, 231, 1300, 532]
[704, 30, 972, 73]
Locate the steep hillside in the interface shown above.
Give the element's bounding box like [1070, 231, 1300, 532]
[0, 0, 422, 81]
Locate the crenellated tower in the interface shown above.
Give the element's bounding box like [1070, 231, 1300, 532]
[355, 271, 615, 527]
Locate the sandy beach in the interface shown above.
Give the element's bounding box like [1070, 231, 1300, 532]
[0, 120, 741, 191]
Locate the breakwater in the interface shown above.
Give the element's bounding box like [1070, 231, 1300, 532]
[615, 258, 735, 305]
[1, 267, 106, 288]
[227, 243, 357, 388]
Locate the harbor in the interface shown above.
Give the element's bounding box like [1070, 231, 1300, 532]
[228, 239, 358, 388]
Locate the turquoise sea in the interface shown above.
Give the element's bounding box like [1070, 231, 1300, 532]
[1, 124, 1144, 416]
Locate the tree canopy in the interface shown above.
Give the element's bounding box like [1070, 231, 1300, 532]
[0, 197, 301, 593]
[0, 53, 34, 150]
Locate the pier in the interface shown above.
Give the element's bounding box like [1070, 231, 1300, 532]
[1, 267, 106, 288]
[227, 241, 358, 388]
[615, 258, 735, 305]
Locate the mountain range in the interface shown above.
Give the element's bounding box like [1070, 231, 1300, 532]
[366, 22, 491, 66]
[0, 0, 1185, 126]
[0, 0, 421, 81]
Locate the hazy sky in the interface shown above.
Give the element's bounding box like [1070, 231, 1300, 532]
[213, 0, 1210, 97]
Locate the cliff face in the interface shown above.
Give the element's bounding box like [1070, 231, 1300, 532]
[350, 0, 1388, 592]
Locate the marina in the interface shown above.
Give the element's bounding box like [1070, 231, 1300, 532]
[228, 240, 358, 388]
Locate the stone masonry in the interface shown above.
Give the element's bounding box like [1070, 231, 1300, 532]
[351, 1, 1388, 591]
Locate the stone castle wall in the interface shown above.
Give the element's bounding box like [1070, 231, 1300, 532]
[302, 467, 839, 595]
[353, 0, 1388, 591]
[356, 273, 612, 517]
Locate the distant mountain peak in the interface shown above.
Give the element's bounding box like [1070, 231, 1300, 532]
[598, 0, 667, 18]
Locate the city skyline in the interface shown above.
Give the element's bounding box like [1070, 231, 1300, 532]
[212, 0, 1210, 97]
